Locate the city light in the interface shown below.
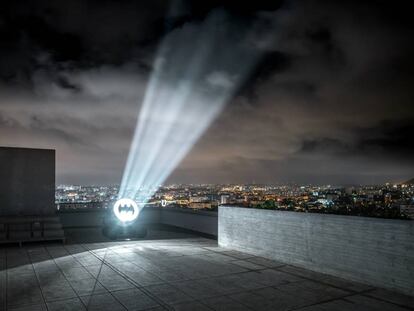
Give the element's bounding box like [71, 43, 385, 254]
[118, 11, 262, 205]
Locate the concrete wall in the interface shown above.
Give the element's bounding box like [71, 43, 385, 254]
[219, 206, 414, 296]
[59, 208, 161, 228]
[59, 207, 218, 236]
[59, 210, 110, 228]
[0, 147, 55, 216]
[160, 209, 218, 236]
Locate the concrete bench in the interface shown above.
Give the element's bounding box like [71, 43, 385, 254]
[0, 216, 65, 246]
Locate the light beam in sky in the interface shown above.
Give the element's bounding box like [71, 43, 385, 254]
[118, 11, 265, 208]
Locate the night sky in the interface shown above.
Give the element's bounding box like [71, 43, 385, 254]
[1, 0, 414, 185]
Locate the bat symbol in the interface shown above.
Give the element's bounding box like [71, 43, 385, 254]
[113, 198, 139, 222]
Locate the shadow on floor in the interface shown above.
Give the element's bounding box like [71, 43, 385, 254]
[64, 224, 214, 244]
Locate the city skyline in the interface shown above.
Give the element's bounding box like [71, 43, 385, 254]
[56, 177, 414, 188]
[55, 182, 414, 220]
[1, 0, 414, 185]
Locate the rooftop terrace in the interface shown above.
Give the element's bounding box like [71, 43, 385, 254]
[1, 226, 413, 311]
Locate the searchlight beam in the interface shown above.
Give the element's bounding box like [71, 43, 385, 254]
[116, 11, 266, 216]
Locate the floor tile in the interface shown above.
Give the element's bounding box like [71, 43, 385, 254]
[231, 260, 265, 270]
[228, 291, 277, 311]
[171, 300, 212, 311]
[173, 279, 223, 299]
[220, 251, 255, 260]
[61, 266, 93, 281]
[275, 280, 349, 306]
[364, 288, 414, 309]
[98, 273, 135, 291]
[7, 285, 44, 307]
[277, 265, 329, 282]
[47, 297, 86, 311]
[8, 303, 48, 311]
[202, 276, 246, 295]
[344, 295, 410, 311]
[319, 275, 373, 293]
[240, 269, 302, 287]
[41, 283, 77, 302]
[145, 284, 193, 304]
[81, 293, 126, 311]
[246, 257, 285, 268]
[202, 296, 251, 311]
[69, 278, 108, 296]
[112, 288, 161, 311]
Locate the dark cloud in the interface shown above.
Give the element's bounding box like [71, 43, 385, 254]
[357, 120, 414, 158]
[0, 0, 284, 85]
[55, 76, 82, 92]
[237, 51, 292, 99]
[300, 119, 414, 161]
[0, 1, 165, 84]
[0, 0, 414, 185]
[170, 0, 414, 184]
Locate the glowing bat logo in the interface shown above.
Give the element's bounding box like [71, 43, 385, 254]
[113, 198, 139, 222]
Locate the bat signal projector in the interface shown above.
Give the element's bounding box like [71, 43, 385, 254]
[113, 198, 139, 222]
[103, 198, 147, 239]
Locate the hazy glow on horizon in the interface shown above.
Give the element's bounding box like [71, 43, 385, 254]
[118, 11, 262, 203]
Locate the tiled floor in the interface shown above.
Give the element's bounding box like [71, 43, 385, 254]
[1, 228, 413, 311]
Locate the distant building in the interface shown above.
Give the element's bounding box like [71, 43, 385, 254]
[400, 204, 414, 219]
[189, 196, 209, 203]
[189, 202, 212, 209]
[221, 195, 230, 204]
[56, 202, 105, 210]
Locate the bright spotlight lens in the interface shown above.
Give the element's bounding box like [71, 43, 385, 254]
[113, 198, 139, 222]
